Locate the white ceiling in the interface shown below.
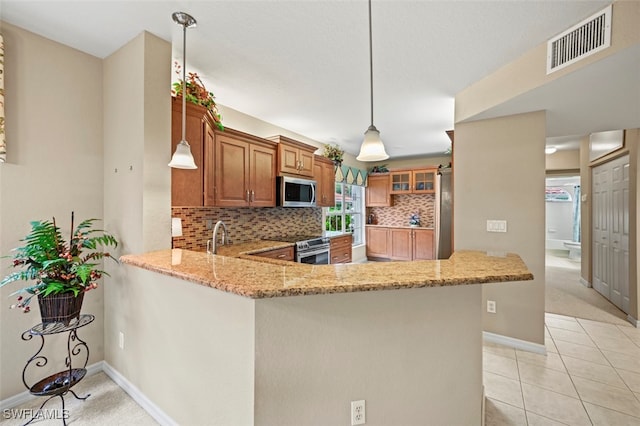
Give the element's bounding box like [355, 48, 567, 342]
[2, 0, 636, 158]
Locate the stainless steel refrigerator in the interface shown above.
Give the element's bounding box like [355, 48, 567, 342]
[436, 167, 453, 259]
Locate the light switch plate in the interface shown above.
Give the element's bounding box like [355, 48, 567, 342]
[486, 220, 507, 233]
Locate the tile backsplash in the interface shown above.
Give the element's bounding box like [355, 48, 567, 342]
[368, 194, 435, 228]
[172, 207, 323, 251]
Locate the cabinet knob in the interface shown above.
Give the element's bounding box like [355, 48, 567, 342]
[277, 254, 286, 258]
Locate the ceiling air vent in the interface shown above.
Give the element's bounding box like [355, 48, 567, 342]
[546, 4, 612, 74]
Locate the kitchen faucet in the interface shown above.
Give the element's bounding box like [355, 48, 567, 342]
[209, 220, 229, 254]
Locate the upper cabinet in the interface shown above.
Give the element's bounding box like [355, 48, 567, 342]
[366, 174, 393, 207]
[314, 156, 336, 207]
[212, 129, 277, 208]
[390, 169, 436, 194]
[171, 98, 277, 207]
[268, 135, 315, 178]
[171, 97, 214, 206]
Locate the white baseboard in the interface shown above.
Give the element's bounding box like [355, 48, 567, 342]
[483, 331, 546, 354]
[0, 361, 104, 411]
[627, 315, 640, 328]
[102, 362, 177, 426]
[579, 278, 592, 288]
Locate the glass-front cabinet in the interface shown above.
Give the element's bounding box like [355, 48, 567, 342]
[390, 172, 411, 193]
[390, 169, 436, 194]
[412, 170, 435, 193]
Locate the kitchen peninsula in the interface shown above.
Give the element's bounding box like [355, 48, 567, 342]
[120, 248, 532, 425]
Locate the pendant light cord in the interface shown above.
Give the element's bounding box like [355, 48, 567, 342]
[181, 23, 187, 143]
[368, 0, 374, 127]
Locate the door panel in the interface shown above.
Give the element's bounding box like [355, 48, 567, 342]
[250, 144, 276, 207]
[591, 154, 629, 313]
[215, 136, 249, 207]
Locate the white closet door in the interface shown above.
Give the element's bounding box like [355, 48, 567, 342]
[592, 163, 610, 299]
[610, 156, 630, 312]
[592, 154, 629, 313]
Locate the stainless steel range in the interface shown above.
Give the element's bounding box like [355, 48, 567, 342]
[269, 235, 330, 264]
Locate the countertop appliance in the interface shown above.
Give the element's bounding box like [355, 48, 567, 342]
[267, 235, 330, 264]
[277, 176, 317, 207]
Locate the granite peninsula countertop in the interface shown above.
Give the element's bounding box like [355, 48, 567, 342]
[120, 243, 533, 299]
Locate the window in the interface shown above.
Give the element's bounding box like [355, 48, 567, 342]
[324, 183, 364, 245]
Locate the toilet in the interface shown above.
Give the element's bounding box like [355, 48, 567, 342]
[563, 241, 581, 260]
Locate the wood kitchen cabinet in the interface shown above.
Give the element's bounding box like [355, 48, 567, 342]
[314, 156, 336, 207]
[330, 234, 352, 264]
[366, 226, 390, 260]
[366, 226, 434, 261]
[268, 135, 315, 177]
[212, 129, 277, 207]
[171, 97, 215, 206]
[413, 228, 435, 260]
[366, 174, 393, 207]
[389, 228, 413, 261]
[390, 169, 436, 194]
[253, 246, 294, 261]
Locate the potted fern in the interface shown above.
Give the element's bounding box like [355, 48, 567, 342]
[1, 212, 118, 326]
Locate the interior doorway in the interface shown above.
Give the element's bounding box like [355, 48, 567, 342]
[544, 175, 628, 325]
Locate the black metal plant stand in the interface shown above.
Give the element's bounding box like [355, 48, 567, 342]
[20, 314, 94, 426]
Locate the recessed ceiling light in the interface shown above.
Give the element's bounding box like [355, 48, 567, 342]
[545, 147, 557, 155]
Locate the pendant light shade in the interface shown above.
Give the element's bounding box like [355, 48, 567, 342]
[357, 125, 388, 162]
[356, 0, 389, 162]
[169, 11, 198, 170]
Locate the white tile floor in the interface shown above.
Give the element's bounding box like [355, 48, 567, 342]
[484, 313, 640, 425]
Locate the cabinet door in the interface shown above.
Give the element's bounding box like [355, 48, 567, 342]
[413, 229, 434, 260]
[366, 227, 390, 259]
[390, 171, 411, 194]
[204, 122, 216, 206]
[389, 228, 412, 261]
[366, 175, 392, 207]
[279, 144, 301, 175]
[298, 150, 315, 177]
[315, 159, 336, 207]
[171, 99, 205, 206]
[249, 144, 277, 207]
[215, 135, 249, 207]
[412, 170, 435, 193]
[322, 161, 335, 206]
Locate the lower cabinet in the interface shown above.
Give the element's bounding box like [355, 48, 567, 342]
[253, 246, 295, 261]
[366, 226, 434, 261]
[330, 234, 352, 264]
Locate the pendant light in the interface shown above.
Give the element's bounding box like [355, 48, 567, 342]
[169, 12, 198, 169]
[356, 0, 389, 162]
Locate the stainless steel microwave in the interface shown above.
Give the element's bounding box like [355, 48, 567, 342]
[276, 176, 316, 207]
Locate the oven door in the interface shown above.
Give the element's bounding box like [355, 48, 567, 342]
[297, 247, 330, 265]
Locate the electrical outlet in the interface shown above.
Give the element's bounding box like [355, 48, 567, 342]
[487, 300, 497, 314]
[351, 400, 365, 425]
[119, 332, 125, 349]
[206, 219, 214, 230]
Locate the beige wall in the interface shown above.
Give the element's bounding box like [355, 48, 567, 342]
[0, 22, 105, 399]
[117, 265, 482, 425]
[580, 137, 593, 287]
[454, 111, 546, 344]
[102, 31, 172, 396]
[456, 1, 640, 123]
[546, 149, 580, 172]
[367, 155, 451, 171]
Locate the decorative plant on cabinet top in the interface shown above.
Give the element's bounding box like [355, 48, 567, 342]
[172, 61, 224, 131]
[322, 143, 344, 165]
